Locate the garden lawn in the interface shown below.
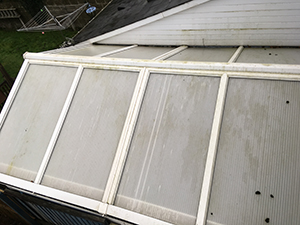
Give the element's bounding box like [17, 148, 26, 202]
[0, 29, 77, 83]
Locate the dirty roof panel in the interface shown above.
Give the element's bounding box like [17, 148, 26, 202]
[42, 69, 139, 201]
[107, 46, 175, 59]
[166, 47, 237, 62]
[0, 64, 77, 182]
[207, 78, 300, 225]
[60, 45, 127, 56]
[236, 48, 300, 64]
[115, 73, 220, 225]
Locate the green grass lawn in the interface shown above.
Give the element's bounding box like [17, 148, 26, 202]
[0, 29, 77, 84]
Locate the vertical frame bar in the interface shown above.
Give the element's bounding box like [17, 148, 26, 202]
[0, 59, 29, 130]
[34, 65, 84, 184]
[196, 73, 229, 225]
[102, 68, 150, 207]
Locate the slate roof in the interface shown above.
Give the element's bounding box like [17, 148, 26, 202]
[73, 0, 193, 44]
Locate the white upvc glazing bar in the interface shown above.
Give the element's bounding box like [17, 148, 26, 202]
[227, 72, 300, 81]
[28, 59, 142, 73]
[102, 68, 151, 206]
[24, 52, 300, 75]
[0, 173, 102, 212]
[34, 65, 84, 184]
[152, 45, 188, 60]
[196, 73, 229, 225]
[107, 205, 173, 225]
[0, 59, 29, 130]
[95, 45, 138, 57]
[228, 46, 244, 63]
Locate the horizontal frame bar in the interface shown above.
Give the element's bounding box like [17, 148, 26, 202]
[0, 173, 103, 213]
[24, 52, 300, 75]
[107, 205, 173, 225]
[27, 59, 142, 72]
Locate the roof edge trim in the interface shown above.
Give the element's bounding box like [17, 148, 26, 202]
[81, 0, 212, 45]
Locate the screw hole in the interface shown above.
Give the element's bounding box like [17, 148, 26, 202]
[265, 218, 270, 223]
[117, 6, 125, 11]
[210, 212, 213, 215]
[286, 100, 289, 104]
[269, 53, 272, 55]
[270, 194, 274, 198]
[255, 191, 261, 195]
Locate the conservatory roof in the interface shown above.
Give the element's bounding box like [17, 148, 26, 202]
[1, 45, 300, 225]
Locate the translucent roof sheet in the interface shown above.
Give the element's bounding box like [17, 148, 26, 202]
[237, 48, 300, 64]
[107, 46, 174, 59]
[0, 64, 76, 181]
[166, 47, 237, 62]
[42, 69, 139, 200]
[60, 45, 126, 56]
[207, 78, 300, 225]
[1, 45, 300, 225]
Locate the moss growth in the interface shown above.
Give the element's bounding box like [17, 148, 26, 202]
[0, 29, 76, 83]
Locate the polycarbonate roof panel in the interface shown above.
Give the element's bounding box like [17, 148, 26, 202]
[207, 78, 300, 225]
[42, 69, 138, 201]
[107, 46, 174, 59]
[115, 73, 220, 225]
[60, 45, 126, 56]
[166, 47, 237, 62]
[0, 64, 76, 181]
[236, 48, 300, 64]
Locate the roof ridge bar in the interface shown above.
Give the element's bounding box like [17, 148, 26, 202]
[34, 65, 84, 184]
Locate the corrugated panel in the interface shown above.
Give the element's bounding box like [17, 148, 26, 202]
[236, 48, 300, 64]
[207, 78, 300, 225]
[166, 47, 237, 62]
[115, 73, 220, 225]
[99, 0, 300, 46]
[0, 65, 76, 182]
[42, 69, 138, 201]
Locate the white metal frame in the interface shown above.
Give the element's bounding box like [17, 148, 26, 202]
[2, 46, 300, 225]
